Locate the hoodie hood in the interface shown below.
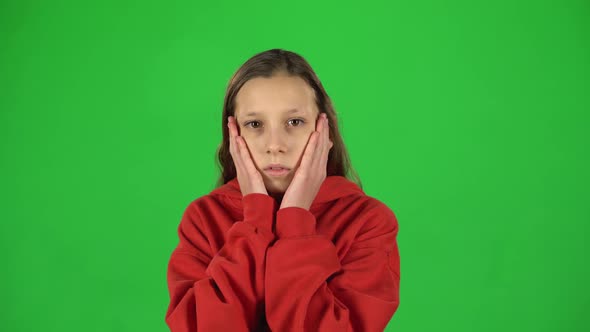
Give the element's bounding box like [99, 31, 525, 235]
[209, 175, 365, 206]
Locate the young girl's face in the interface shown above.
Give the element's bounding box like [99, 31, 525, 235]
[234, 72, 320, 195]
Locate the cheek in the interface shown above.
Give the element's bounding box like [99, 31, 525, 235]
[240, 136, 263, 166]
[295, 138, 307, 153]
[292, 132, 314, 161]
[242, 130, 312, 156]
[298, 130, 314, 148]
[242, 136, 263, 154]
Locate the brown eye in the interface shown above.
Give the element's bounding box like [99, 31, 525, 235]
[245, 121, 261, 129]
[289, 119, 305, 127]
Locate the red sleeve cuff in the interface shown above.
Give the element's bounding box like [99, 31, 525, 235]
[276, 207, 317, 238]
[242, 193, 277, 235]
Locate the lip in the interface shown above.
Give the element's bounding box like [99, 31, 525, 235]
[264, 168, 290, 177]
[264, 163, 291, 177]
[264, 163, 290, 170]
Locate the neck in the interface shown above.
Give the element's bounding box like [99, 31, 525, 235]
[270, 192, 284, 205]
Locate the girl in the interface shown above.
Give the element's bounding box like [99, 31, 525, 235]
[165, 49, 401, 331]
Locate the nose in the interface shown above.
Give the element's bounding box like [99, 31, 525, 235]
[265, 125, 287, 154]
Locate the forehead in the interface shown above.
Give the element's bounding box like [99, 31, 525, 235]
[235, 74, 317, 118]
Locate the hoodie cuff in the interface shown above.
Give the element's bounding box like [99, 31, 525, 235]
[276, 207, 317, 238]
[242, 193, 277, 235]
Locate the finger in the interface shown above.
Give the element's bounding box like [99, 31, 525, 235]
[237, 136, 262, 177]
[324, 115, 332, 152]
[298, 130, 318, 172]
[316, 113, 324, 132]
[305, 114, 323, 172]
[319, 116, 331, 171]
[228, 117, 237, 156]
[228, 117, 239, 160]
[312, 115, 327, 170]
[228, 117, 247, 175]
[231, 122, 262, 180]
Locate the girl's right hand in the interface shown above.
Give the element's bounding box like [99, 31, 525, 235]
[227, 115, 268, 197]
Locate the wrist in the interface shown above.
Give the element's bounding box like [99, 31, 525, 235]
[275, 207, 316, 238]
[279, 201, 310, 211]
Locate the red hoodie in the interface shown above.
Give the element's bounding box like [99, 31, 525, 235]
[165, 175, 400, 331]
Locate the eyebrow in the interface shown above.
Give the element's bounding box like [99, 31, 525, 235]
[243, 108, 304, 117]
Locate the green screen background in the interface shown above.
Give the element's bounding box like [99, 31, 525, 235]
[1, 0, 588, 331]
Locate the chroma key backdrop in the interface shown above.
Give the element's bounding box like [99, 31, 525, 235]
[1, 0, 588, 331]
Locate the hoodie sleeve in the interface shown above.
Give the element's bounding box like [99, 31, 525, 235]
[165, 193, 277, 332]
[265, 203, 401, 332]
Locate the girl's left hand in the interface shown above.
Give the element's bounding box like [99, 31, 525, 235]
[279, 113, 333, 210]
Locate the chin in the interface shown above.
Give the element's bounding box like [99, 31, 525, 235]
[264, 179, 289, 194]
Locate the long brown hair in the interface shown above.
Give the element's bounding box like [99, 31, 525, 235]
[214, 48, 362, 190]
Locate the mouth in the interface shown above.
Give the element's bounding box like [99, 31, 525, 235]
[264, 164, 291, 177]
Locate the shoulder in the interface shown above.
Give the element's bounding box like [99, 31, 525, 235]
[182, 192, 240, 216]
[175, 196, 207, 234]
[360, 196, 398, 230]
[178, 193, 243, 233]
[336, 194, 398, 226]
[337, 195, 399, 248]
[173, 195, 226, 258]
[177, 194, 226, 227]
[179, 195, 208, 219]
